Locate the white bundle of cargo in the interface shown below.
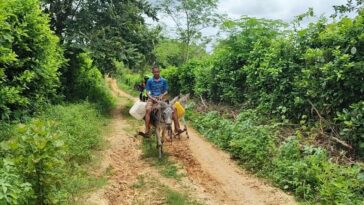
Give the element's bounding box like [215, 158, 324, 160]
[129, 101, 147, 120]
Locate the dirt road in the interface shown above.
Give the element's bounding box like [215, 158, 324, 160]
[84, 78, 297, 205]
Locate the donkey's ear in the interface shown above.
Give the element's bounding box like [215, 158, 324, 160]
[170, 96, 179, 105]
[160, 101, 168, 108]
[179, 93, 190, 104]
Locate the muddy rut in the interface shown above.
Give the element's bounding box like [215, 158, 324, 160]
[84, 78, 297, 205]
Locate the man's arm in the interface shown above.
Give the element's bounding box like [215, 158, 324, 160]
[145, 80, 152, 98]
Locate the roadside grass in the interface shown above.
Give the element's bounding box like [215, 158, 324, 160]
[40, 103, 111, 203]
[164, 187, 201, 205]
[116, 79, 140, 97]
[0, 102, 111, 204]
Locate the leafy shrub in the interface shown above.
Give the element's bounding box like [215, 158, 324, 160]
[161, 66, 179, 96]
[161, 60, 205, 97]
[1, 120, 68, 204]
[272, 139, 364, 204]
[192, 61, 214, 99]
[190, 110, 364, 204]
[0, 123, 13, 142]
[0, 161, 33, 205]
[63, 52, 115, 112]
[193, 111, 234, 149]
[336, 101, 364, 157]
[115, 62, 143, 95]
[0, 0, 64, 120]
[40, 103, 106, 163]
[229, 124, 276, 172]
[0, 102, 108, 204]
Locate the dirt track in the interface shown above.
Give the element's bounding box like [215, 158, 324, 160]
[84, 78, 297, 205]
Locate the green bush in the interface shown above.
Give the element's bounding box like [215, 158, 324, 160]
[0, 0, 64, 120]
[272, 139, 363, 204]
[229, 124, 276, 172]
[0, 102, 108, 204]
[1, 120, 68, 204]
[336, 101, 364, 157]
[0, 161, 33, 205]
[62, 52, 115, 112]
[190, 110, 364, 204]
[40, 103, 106, 163]
[115, 63, 143, 95]
[166, 13, 364, 157]
[0, 123, 13, 142]
[161, 66, 179, 97]
[161, 61, 204, 97]
[193, 111, 234, 149]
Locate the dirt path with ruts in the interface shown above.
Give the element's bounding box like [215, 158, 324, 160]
[83, 78, 297, 205]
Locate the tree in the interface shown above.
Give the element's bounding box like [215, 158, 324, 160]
[154, 38, 207, 68]
[332, 0, 364, 17]
[157, 0, 220, 62]
[41, 0, 159, 72]
[0, 0, 64, 120]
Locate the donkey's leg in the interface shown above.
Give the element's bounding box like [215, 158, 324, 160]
[168, 126, 173, 143]
[182, 117, 189, 139]
[161, 128, 167, 144]
[156, 128, 163, 159]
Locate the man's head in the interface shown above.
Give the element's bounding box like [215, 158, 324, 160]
[152, 65, 160, 79]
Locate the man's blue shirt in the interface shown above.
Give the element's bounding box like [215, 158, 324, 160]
[146, 77, 168, 97]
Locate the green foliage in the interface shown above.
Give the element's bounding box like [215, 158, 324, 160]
[0, 0, 64, 120]
[193, 111, 234, 149]
[161, 60, 202, 97]
[42, 0, 159, 72]
[39, 103, 106, 163]
[166, 13, 364, 156]
[0, 123, 13, 142]
[157, 0, 219, 62]
[0, 161, 33, 205]
[155, 40, 186, 68]
[229, 124, 276, 171]
[336, 101, 364, 157]
[116, 64, 144, 96]
[1, 120, 68, 204]
[0, 103, 108, 204]
[62, 52, 115, 112]
[155, 39, 207, 68]
[207, 17, 287, 104]
[272, 139, 363, 204]
[190, 110, 364, 204]
[161, 66, 179, 96]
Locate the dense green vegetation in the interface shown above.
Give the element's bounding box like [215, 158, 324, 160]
[0, 0, 151, 203]
[158, 1, 364, 204]
[0, 0, 64, 120]
[1, 0, 364, 204]
[0, 103, 108, 204]
[163, 12, 364, 158]
[187, 110, 363, 204]
[41, 0, 158, 73]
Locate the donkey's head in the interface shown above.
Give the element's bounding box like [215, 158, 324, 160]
[159, 96, 179, 126]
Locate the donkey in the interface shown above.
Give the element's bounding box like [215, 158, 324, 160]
[174, 93, 190, 139]
[148, 96, 179, 158]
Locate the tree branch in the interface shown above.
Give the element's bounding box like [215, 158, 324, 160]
[308, 100, 352, 149]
